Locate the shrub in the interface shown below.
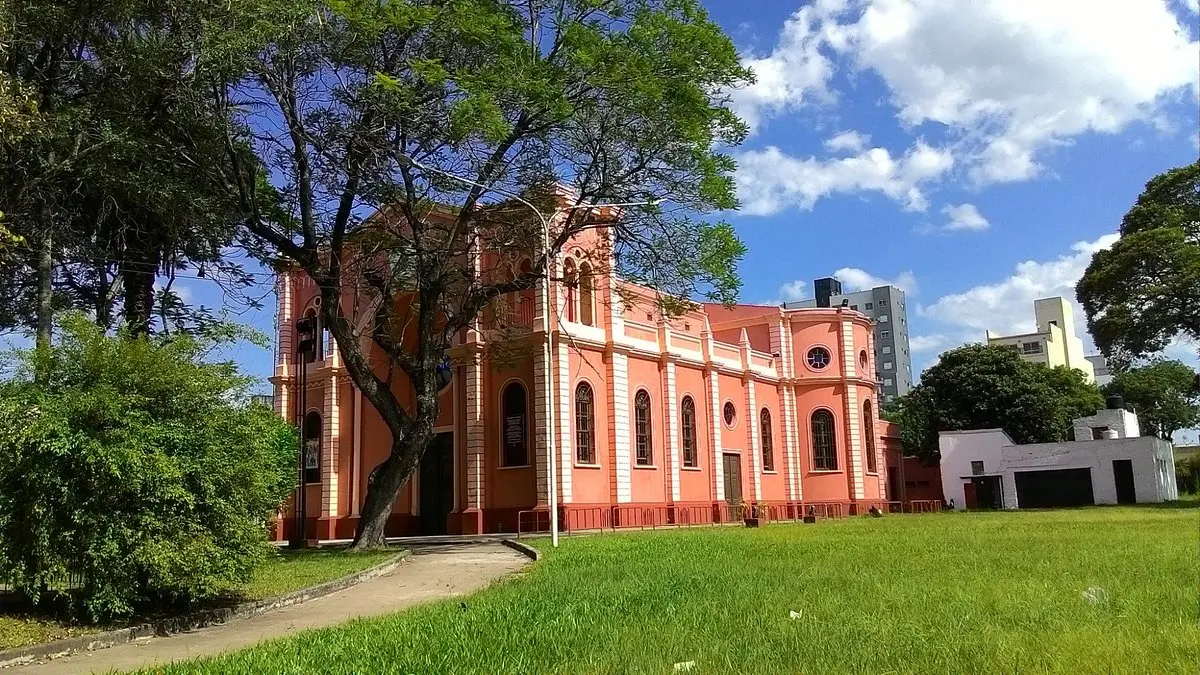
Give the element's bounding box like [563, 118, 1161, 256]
[1176, 454, 1200, 495]
[0, 315, 296, 622]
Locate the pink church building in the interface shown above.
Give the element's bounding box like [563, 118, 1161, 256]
[270, 209, 890, 540]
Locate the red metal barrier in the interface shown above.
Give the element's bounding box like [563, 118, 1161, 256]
[907, 499, 942, 514]
[516, 509, 550, 537]
[564, 506, 610, 532]
[802, 502, 847, 519]
[886, 500, 904, 514]
[672, 504, 713, 527]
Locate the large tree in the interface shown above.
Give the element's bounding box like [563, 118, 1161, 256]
[213, 0, 750, 548]
[0, 0, 254, 340]
[1102, 358, 1200, 440]
[894, 344, 1104, 462]
[1077, 161, 1200, 368]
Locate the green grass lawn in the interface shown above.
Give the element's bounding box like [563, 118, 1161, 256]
[0, 546, 399, 651]
[156, 506, 1198, 674]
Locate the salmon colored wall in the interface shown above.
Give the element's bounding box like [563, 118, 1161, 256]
[791, 320, 843, 376]
[675, 364, 711, 502]
[756, 384, 786, 503]
[338, 380, 354, 517]
[569, 345, 611, 504]
[627, 355, 667, 504]
[485, 361, 537, 509]
[794, 383, 849, 501]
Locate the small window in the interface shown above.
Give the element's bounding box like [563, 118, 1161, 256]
[723, 401, 737, 428]
[850, 304, 858, 311]
[806, 346, 832, 370]
[303, 411, 322, 484]
[883, 378, 893, 386]
[881, 331, 891, 339]
[865, 302, 873, 309]
[878, 299, 888, 307]
[884, 361, 893, 370]
[858, 350, 868, 370]
[863, 400, 877, 474]
[1091, 426, 1109, 440]
[971, 460, 985, 476]
[760, 408, 775, 472]
[882, 345, 892, 354]
[502, 382, 529, 467]
[562, 259, 578, 323]
[635, 390, 653, 465]
[575, 383, 595, 464]
[681, 396, 698, 467]
[879, 314, 889, 323]
[812, 410, 837, 471]
[579, 262, 595, 326]
[1021, 341, 1043, 355]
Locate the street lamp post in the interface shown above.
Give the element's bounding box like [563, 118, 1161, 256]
[397, 155, 659, 547]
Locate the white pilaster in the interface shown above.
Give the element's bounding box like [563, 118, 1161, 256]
[556, 341, 574, 503]
[322, 376, 340, 516]
[665, 360, 680, 502]
[708, 370, 724, 501]
[465, 356, 485, 510]
[746, 379, 761, 500]
[842, 318, 864, 500]
[609, 352, 632, 503]
[274, 271, 293, 420]
[534, 348, 551, 505]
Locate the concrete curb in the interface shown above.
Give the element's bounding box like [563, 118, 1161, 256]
[0, 549, 410, 669]
[500, 539, 540, 561]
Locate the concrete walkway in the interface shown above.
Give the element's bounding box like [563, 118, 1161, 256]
[13, 542, 529, 674]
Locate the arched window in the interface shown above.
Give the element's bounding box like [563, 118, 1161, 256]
[575, 383, 595, 464]
[501, 381, 528, 467]
[634, 389, 653, 465]
[303, 411, 322, 484]
[812, 409, 837, 471]
[863, 400, 878, 473]
[760, 408, 775, 472]
[562, 258, 578, 323]
[579, 262, 595, 326]
[681, 396, 698, 468]
[303, 308, 325, 361]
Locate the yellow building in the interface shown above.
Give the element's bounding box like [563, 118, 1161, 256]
[985, 297, 1096, 384]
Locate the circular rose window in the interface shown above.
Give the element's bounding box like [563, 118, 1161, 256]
[723, 401, 737, 428]
[807, 346, 832, 370]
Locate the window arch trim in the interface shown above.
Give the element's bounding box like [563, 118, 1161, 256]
[863, 399, 878, 475]
[498, 378, 531, 468]
[760, 407, 775, 473]
[680, 394, 699, 469]
[574, 380, 597, 466]
[810, 407, 839, 472]
[634, 388, 654, 466]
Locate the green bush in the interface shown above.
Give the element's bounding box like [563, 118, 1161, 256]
[1177, 455, 1200, 495]
[0, 315, 296, 622]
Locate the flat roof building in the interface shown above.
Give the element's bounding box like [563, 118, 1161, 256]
[985, 297, 1095, 383]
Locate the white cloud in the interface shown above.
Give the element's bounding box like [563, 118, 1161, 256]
[909, 333, 956, 353]
[1185, 0, 1199, 14]
[821, 0, 1199, 185]
[729, 5, 839, 131]
[824, 130, 871, 153]
[833, 267, 918, 294]
[919, 233, 1119, 341]
[940, 203, 990, 232]
[736, 140, 953, 215]
[777, 279, 809, 303]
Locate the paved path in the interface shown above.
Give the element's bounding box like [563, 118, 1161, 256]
[14, 542, 529, 674]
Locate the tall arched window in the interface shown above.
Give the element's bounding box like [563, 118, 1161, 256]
[575, 383, 595, 464]
[562, 258, 578, 323]
[303, 308, 325, 361]
[634, 389, 653, 465]
[680, 396, 698, 468]
[863, 400, 878, 473]
[579, 262, 595, 326]
[812, 409, 838, 471]
[303, 411, 322, 484]
[760, 408, 775, 472]
[501, 382, 529, 467]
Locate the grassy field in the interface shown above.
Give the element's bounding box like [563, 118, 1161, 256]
[155, 506, 1199, 674]
[0, 546, 398, 651]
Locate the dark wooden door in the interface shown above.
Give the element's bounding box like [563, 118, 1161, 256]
[1112, 460, 1136, 504]
[972, 476, 1003, 510]
[419, 432, 454, 535]
[723, 453, 742, 519]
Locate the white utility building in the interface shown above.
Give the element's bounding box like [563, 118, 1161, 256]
[939, 397, 1178, 509]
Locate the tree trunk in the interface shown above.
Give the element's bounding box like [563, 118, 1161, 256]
[120, 249, 156, 336]
[35, 229, 52, 352]
[352, 434, 426, 549]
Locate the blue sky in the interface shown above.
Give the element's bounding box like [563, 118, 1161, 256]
[59, 0, 1198, 439]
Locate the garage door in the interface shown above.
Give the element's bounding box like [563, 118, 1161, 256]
[1014, 468, 1094, 508]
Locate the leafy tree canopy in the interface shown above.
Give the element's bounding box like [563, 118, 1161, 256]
[1077, 161, 1200, 368]
[1102, 358, 1200, 440]
[893, 344, 1104, 462]
[0, 314, 296, 622]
